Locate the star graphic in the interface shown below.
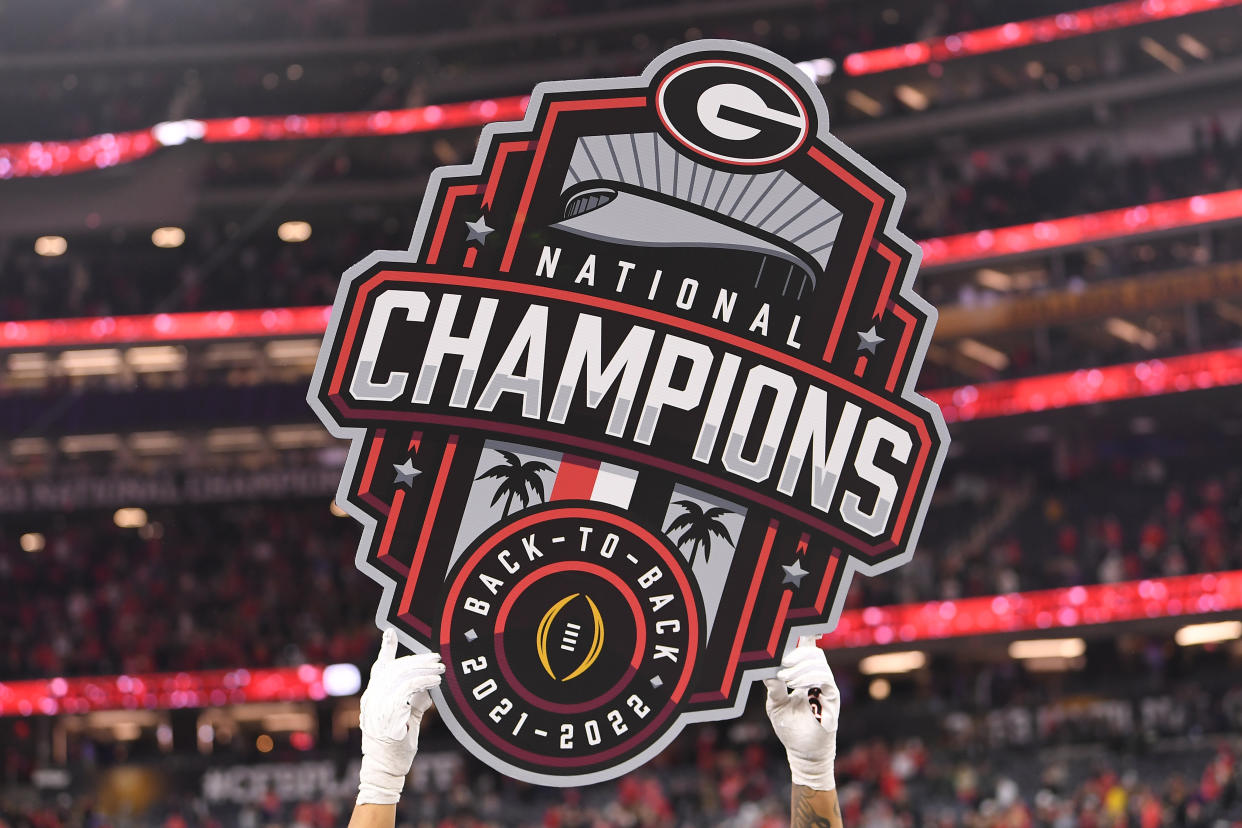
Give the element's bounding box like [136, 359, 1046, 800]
[393, 458, 421, 487]
[782, 559, 809, 587]
[465, 216, 494, 244]
[857, 326, 884, 354]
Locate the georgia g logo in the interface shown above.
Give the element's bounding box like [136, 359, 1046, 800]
[657, 60, 809, 165]
[308, 41, 949, 786]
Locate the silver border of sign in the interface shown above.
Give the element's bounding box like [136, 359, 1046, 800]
[306, 39, 951, 788]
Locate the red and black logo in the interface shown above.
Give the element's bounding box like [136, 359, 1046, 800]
[308, 41, 948, 786]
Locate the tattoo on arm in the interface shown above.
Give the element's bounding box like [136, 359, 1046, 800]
[791, 784, 843, 828]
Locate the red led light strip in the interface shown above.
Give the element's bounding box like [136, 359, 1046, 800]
[0, 665, 329, 717]
[0, 96, 528, 179]
[821, 569, 1242, 649]
[3, 0, 1239, 181]
[3, 570, 1238, 715]
[6, 114, 1242, 266]
[3, 306, 1241, 415]
[843, 0, 1242, 76]
[920, 189, 1242, 268]
[922, 346, 1242, 422]
[4, 306, 1242, 421]
[0, 306, 331, 347]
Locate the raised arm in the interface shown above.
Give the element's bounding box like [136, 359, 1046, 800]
[347, 628, 445, 828]
[764, 639, 844, 828]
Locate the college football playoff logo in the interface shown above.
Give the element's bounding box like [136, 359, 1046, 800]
[308, 41, 949, 786]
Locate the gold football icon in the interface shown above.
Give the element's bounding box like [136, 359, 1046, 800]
[536, 593, 604, 682]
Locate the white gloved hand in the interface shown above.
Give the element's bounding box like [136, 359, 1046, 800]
[763, 638, 841, 791]
[357, 627, 445, 805]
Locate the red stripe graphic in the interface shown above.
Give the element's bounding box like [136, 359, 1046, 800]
[549, 454, 601, 500]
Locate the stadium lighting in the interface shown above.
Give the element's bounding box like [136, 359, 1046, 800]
[10, 438, 49, 457]
[957, 338, 1010, 371]
[844, 89, 883, 117]
[329, 501, 348, 518]
[1008, 638, 1085, 660]
[894, 84, 929, 111]
[1139, 37, 1185, 72]
[974, 268, 1013, 291]
[1104, 317, 1158, 350]
[264, 338, 322, 364]
[1178, 33, 1212, 60]
[205, 427, 264, 452]
[842, 0, 1242, 75]
[7, 352, 50, 378]
[60, 433, 122, 454]
[34, 235, 67, 257]
[868, 678, 891, 700]
[794, 57, 836, 84]
[113, 508, 149, 529]
[268, 424, 330, 449]
[19, 533, 45, 553]
[1174, 620, 1242, 646]
[113, 722, 142, 741]
[151, 119, 206, 146]
[256, 734, 274, 753]
[278, 221, 312, 243]
[1022, 656, 1083, 673]
[3, 307, 1239, 425]
[920, 189, 1242, 268]
[323, 663, 363, 696]
[151, 226, 186, 248]
[59, 348, 122, 376]
[1216, 301, 1242, 328]
[859, 651, 926, 675]
[262, 711, 316, 732]
[929, 346, 1242, 423]
[129, 432, 184, 455]
[2, 98, 528, 180]
[125, 345, 186, 372]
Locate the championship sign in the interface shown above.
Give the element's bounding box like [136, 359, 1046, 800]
[308, 41, 948, 786]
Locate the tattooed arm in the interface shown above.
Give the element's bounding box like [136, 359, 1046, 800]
[791, 784, 843, 828]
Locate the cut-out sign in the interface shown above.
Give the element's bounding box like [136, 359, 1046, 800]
[308, 41, 949, 787]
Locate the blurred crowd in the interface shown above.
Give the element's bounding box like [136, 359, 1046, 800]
[0, 501, 377, 682]
[854, 441, 1242, 607]
[2, 729, 1240, 827]
[2, 437, 1239, 681]
[900, 120, 1242, 240]
[0, 211, 409, 322]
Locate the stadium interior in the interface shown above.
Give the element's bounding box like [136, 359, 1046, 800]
[2, 0, 1242, 825]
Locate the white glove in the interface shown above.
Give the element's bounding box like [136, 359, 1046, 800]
[763, 638, 840, 791]
[357, 627, 445, 805]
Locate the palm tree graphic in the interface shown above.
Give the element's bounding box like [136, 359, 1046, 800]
[476, 450, 553, 517]
[665, 500, 734, 568]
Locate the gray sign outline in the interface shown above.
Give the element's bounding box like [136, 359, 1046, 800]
[307, 39, 950, 787]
